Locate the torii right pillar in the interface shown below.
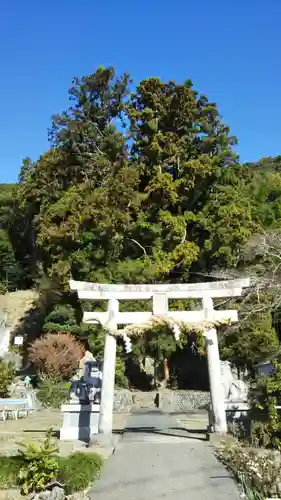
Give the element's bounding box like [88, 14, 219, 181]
[203, 296, 227, 434]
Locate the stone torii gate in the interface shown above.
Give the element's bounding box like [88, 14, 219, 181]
[70, 279, 249, 435]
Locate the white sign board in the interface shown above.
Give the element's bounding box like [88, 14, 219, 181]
[14, 336, 24, 346]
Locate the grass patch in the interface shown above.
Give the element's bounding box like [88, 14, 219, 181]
[0, 452, 103, 494]
[0, 456, 24, 488]
[58, 452, 103, 494]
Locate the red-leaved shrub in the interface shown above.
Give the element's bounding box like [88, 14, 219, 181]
[28, 333, 84, 378]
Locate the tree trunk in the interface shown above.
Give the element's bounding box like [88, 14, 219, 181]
[163, 358, 170, 383]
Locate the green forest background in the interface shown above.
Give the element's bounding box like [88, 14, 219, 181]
[2, 66, 281, 389]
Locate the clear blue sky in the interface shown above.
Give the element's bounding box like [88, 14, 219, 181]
[1, 0, 280, 183]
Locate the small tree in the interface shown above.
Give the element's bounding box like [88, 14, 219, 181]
[0, 358, 15, 397]
[131, 323, 200, 387]
[28, 333, 84, 379]
[250, 361, 281, 449]
[219, 292, 280, 374]
[43, 304, 78, 334]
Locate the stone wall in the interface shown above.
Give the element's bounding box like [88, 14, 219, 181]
[114, 389, 133, 412]
[156, 390, 210, 412]
[113, 389, 210, 413]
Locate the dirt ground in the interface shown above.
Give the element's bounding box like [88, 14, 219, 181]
[0, 409, 209, 499]
[0, 408, 208, 455]
[0, 409, 130, 456]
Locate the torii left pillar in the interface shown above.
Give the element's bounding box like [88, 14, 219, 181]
[98, 298, 118, 435]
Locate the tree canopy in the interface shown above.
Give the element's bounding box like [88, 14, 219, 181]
[12, 69, 257, 287]
[2, 67, 281, 383]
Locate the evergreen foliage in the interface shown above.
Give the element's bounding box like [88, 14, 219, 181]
[1, 67, 281, 382]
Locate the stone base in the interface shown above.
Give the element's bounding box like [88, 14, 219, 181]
[60, 404, 100, 442]
[206, 432, 233, 445]
[208, 400, 250, 434]
[90, 432, 118, 448]
[224, 400, 248, 410]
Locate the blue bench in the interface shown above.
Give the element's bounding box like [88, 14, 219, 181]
[0, 396, 33, 421]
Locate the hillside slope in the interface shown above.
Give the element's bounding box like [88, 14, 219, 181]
[0, 290, 38, 331]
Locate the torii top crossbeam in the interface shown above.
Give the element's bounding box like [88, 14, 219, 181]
[70, 279, 250, 300]
[70, 279, 250, 329]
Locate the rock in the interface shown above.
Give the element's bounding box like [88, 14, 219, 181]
[114, 389, 133, 412]
[3, 351, 22, 370]
[35, 492, 51, 499]
[67, 491, 90, 499]
[228, 379, 248, 402]
[220, 360, 249, 402]
[30, 487, 65, 500]
[30, 492, 48, 500]
[220, 361, 234, 399]
[9, 378, 28, 398]
[49, 487, 65, 500]
[7, 378, 40, 411]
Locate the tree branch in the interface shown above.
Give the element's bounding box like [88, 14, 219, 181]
[127, 238, 147, 256]
[181, 228, 187, 243]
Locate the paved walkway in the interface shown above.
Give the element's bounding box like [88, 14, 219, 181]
[89, 410, 240, 499]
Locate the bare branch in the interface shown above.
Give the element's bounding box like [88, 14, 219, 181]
[181, 228, 187, 244]
[127, 238, 147, 256]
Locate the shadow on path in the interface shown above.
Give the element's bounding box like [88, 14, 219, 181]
[121, 426, 207, 441]
[119, 409, 208, 442]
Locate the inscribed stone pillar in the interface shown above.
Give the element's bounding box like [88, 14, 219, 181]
[153, 293, 168, 316]
[98, 298, 118, 435]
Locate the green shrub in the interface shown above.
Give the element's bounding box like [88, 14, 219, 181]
[115, 356, 128, 388]
[216, 441, 281, 498]
[240, 476, 264, 500]
[0, 434, 103, 494]
[249, 361, 281, 449]
[58, 452, 103, 494]
[0, 358, 15, 397]
[44, 305, 77, 327]
[18, 429, 59, 494]
[0, 456, 23, 488]
[37, 376, 70, 408]
[43, 304, 80, 335]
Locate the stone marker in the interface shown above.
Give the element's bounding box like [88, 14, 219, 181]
[60, 356, 103, 441]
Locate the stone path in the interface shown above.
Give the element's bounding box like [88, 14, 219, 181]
[89, 409, 240, 499]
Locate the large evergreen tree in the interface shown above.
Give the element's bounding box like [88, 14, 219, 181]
[6, 67, 281, 383]
[14, 68, 256, 289]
